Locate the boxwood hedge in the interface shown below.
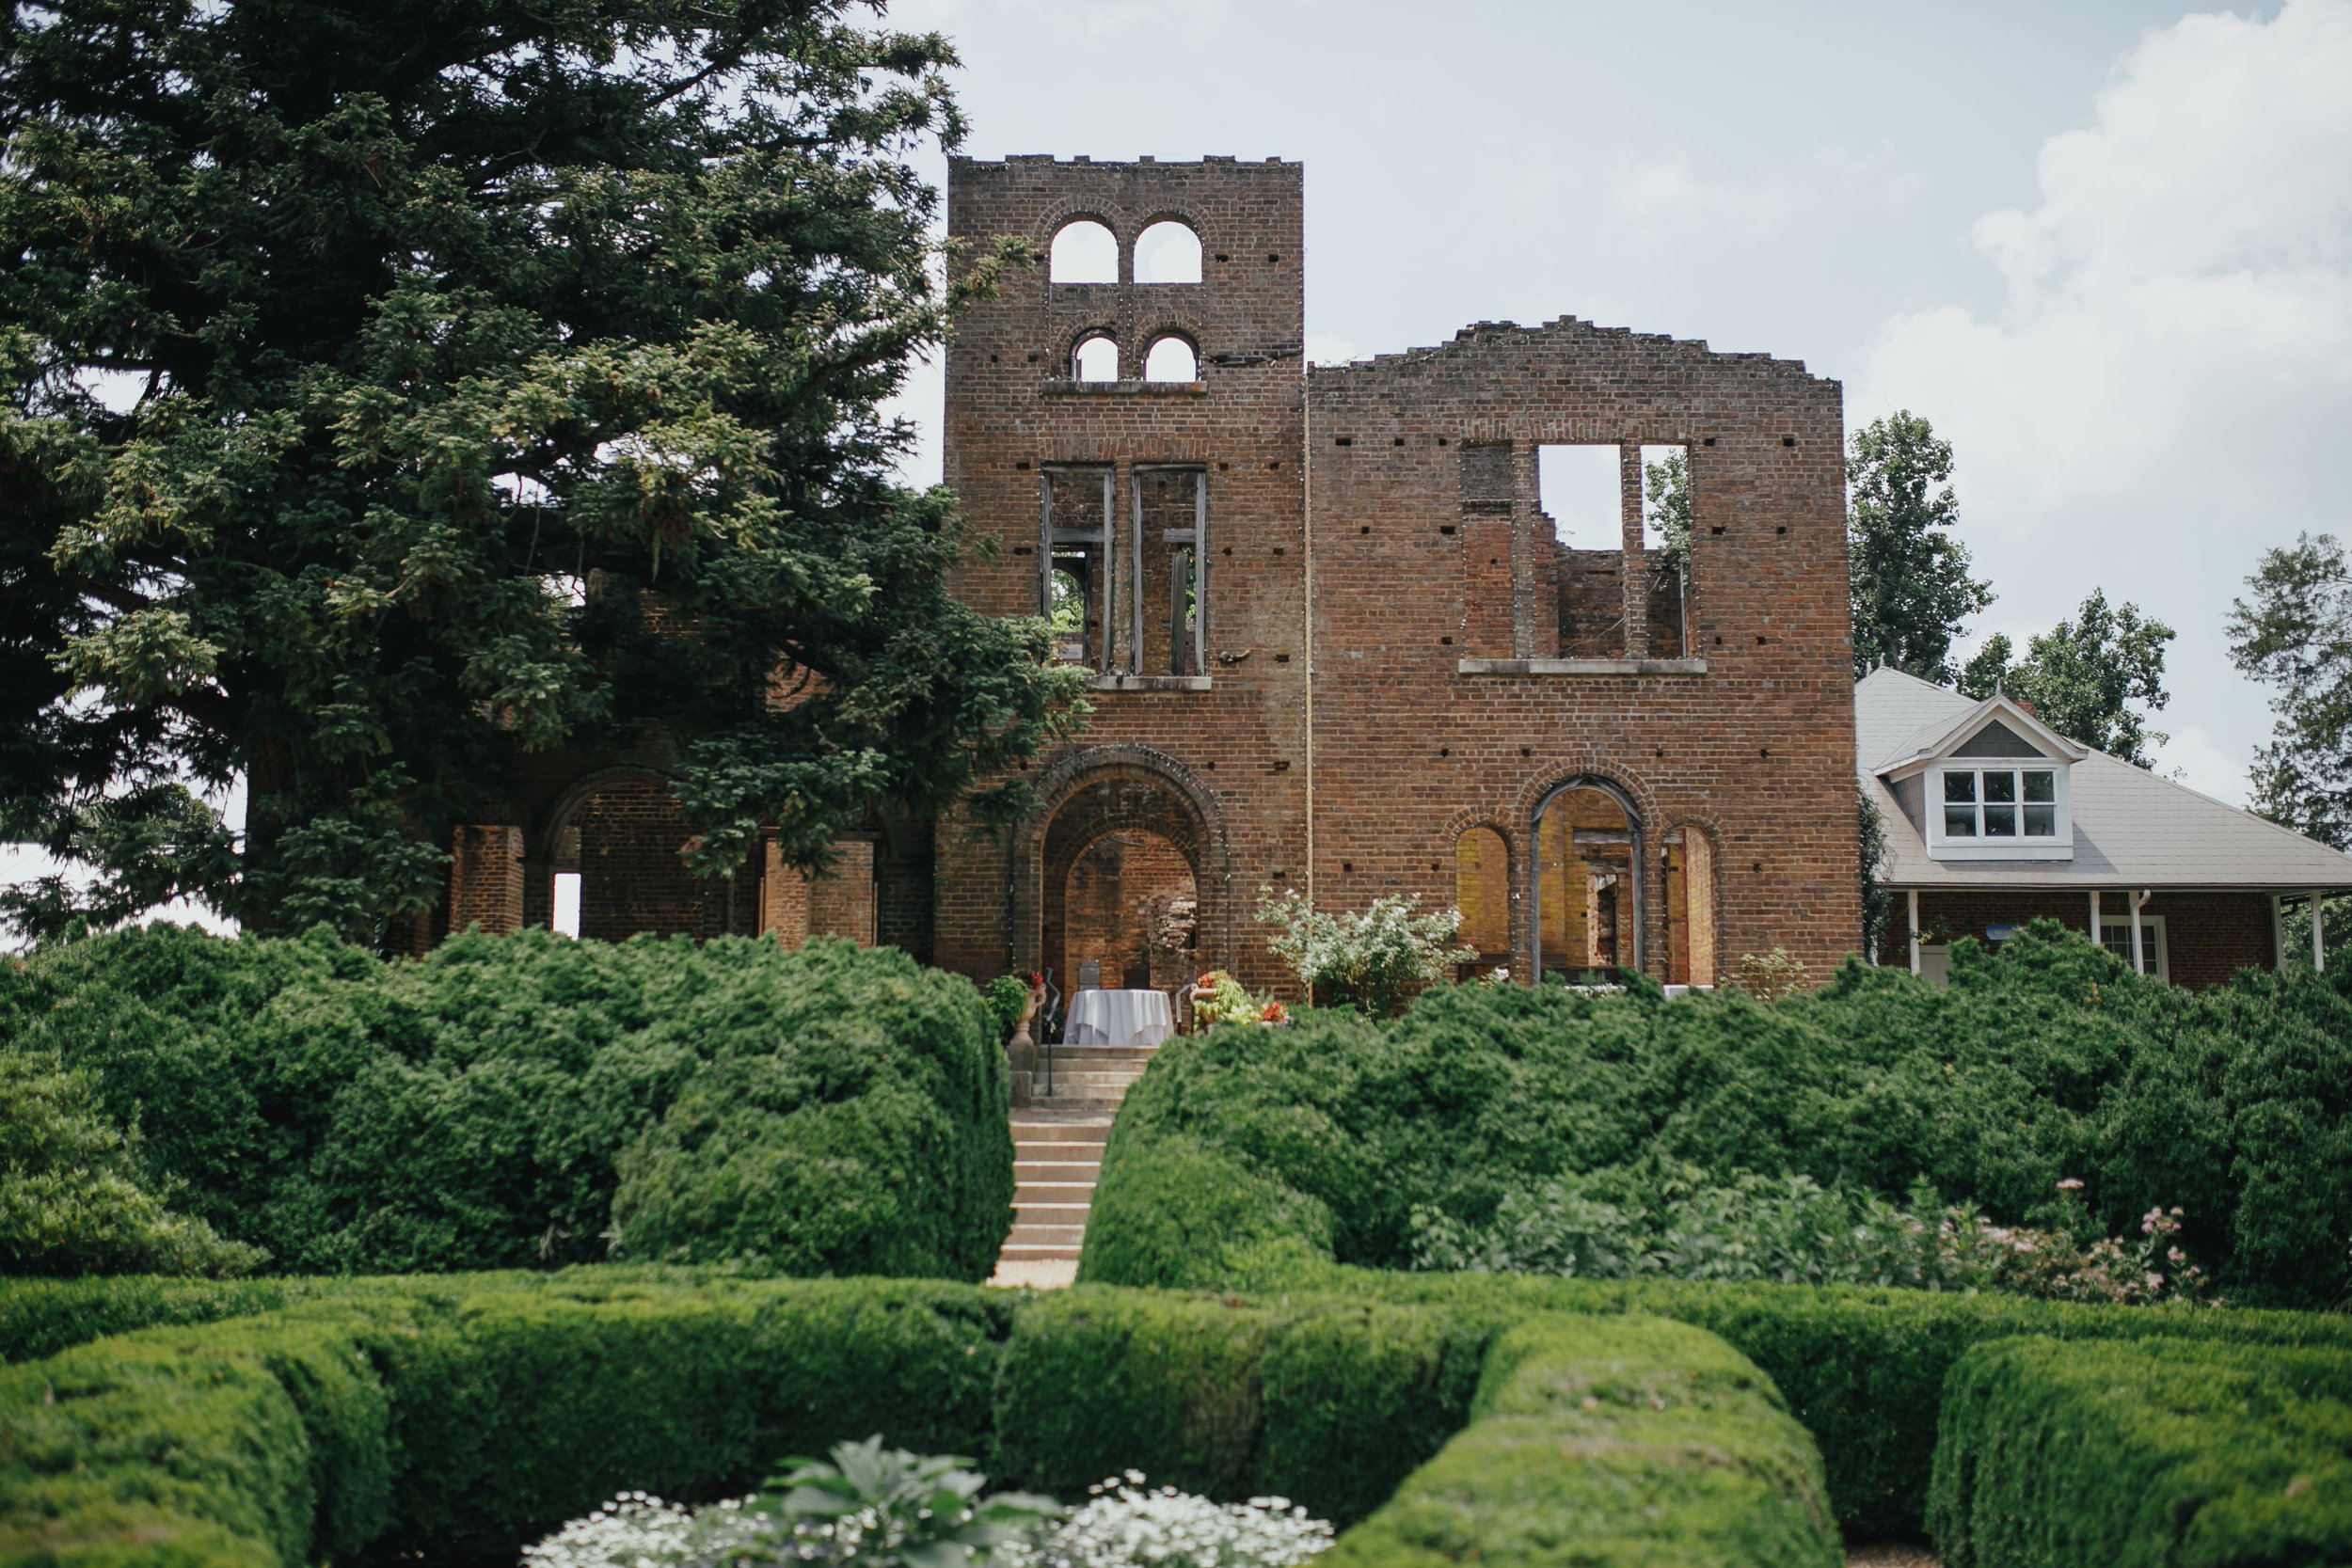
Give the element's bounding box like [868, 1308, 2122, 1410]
[1930, 1335, 2352, 1568]
[0, 1273, 1833, 1568]
[1082, 924, 2352, 1307]
[1080, 1128, 2352, 1540]
[0, 926, 1013, 1280]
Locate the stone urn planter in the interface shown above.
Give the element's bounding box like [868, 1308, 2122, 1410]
[1007, 974, 1044, 1108]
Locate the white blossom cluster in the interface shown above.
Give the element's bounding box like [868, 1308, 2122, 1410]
[520, 1494, 806, 1568]
[993, 1473, 1335, 1568]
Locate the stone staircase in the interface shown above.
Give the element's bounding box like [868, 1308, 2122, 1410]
[989, 1040, 1164, 1288]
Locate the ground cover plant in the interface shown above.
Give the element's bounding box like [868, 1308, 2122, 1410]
[0, 1271, 1836, 1568]
[0, 925, 1011, 1279]
[1082, 922, 2352, 1308]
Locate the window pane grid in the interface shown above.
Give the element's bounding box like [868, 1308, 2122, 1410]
[1938, 768, 2062, 842]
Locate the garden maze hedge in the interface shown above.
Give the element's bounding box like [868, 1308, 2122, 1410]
[0, 1272, 1840, 1568]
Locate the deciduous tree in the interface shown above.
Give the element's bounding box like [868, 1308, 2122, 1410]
[1847, 411, 1993, 683]
[2227, 532, 2352, 847]
[1958, 591, 2174, 768]
[0, 0, 1081, 944]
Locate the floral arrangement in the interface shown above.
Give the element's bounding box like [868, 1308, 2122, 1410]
[996, 1472, 1334, 1568]
[1190, 970, 1284, 1028]
[519, 1457, 1334, 1568]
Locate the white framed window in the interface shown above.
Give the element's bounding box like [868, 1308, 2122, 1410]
[2098, 916, 2168, 982]
[1928, 763, 2072, 860]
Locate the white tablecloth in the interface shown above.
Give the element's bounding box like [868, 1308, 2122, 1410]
[1065, 988, 1174, 1049]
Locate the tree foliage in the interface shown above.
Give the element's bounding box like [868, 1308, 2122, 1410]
[1847, 411, 1993, 683]
[0, 0, 1082, 944]
[2226, 532, 2352, 847]
[1644, 447, 1690, 578]
[1958, 590, 2174, 768]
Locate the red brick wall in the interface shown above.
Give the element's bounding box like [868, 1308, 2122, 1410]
[577, 777, 705, 943]
[450, 826, 523, 935]
[935, 155, 1862, 992]
[1057, 831, 1197, 990]
[1892, 887, 2280, 991]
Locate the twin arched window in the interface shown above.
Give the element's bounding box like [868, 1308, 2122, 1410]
[1069, 333, 1198, 382]
[1048, 218, 1202, 284]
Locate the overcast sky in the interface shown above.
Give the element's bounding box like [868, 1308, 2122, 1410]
[884, 0, 2352, 806]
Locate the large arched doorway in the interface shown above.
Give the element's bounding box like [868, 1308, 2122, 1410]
[1023, 754, 1229, 994]
[537, 768, 754, 943]
[1532, 780, 1643, 981]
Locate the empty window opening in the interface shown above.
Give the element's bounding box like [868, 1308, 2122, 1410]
[1073, 333, 1120, 381]
[1642, 444, 1692, 658]
[1042, 467, 1115, 671]
[1534, 784, 1638, 982]
[1662, 826, 1715, 986]
[1537, 445, 1621, 549]
[1134, 220, 1201, 283]
[1453, 827, 1512, 977]
[1049, 219, 1118, 283]
[551, 871, 581, 938]
[1143, 336, 1198, 382]
[1136, 467, 1207, 675]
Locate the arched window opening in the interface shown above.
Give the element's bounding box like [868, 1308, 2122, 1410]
[1073, 333, 1120, 381]
[1049, 219, 1118, 283]
[1453, 826, 1511, 979]
[1135, 220, 1202, 283]
[1534, 783, 1640, 982]
[1143, 336, 1198, 383]
[1663, 825, 1716, 987]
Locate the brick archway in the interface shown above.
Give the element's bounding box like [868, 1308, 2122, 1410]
[1010, 746, 1232, 981]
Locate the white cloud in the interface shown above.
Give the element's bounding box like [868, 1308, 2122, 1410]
[1856, 0, 2352, 805]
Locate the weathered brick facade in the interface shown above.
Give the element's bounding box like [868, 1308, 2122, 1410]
[932, 154, 1860, 993]
[427, 153, 1863, 987]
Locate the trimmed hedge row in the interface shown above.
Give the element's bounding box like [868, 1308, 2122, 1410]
[1930, 1335, 2352, 1568]
[0, 1273, 1826, 1567]
[1078, 1138, 2352, 1539]
[1328, 1313, 1839, 1568]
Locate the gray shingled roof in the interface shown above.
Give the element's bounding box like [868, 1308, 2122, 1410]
[1856, 667, 2352, 890]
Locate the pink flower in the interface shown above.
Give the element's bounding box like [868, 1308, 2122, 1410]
[2056, 1179, 2085, 1191]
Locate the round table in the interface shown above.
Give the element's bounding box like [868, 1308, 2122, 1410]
[1064, 988, 1175, 1049]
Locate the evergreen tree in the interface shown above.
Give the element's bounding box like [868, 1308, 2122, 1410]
[1847, 411, 1993, 683]
[0, 0, 1082, 944]
[1958, 591, 2174, 768]
[2227, 532, 2352, 847]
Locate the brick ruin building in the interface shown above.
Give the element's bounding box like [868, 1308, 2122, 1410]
[425, 154, 1864, 992]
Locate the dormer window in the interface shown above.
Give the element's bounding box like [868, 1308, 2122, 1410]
[1942, 766, 2059, 840]
[1878, 704, 2082, 863]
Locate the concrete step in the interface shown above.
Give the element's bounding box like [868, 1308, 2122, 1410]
[999, 1243, 1082, 1261]
[1010, 1138, 1109, 1156]
[1012, 1203, 1091, 1225]
[1009, 1120, 1113, 1139]
[1041, 1070, 1148, 1089]
[1014, 1160, 1100, 1180]
[1008, 1223, 1088, 1246]
[1016, 1182, 1097, 1204]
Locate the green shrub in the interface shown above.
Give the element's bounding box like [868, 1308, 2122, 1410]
[0, 1048, 264, 1278]
[0, 1275, 1825, 1568]
[1086, 922, 2352, 1307]
[1326, 1312, 1838, 1568]
[1930, 1335, 2352, 1568]
[0, 927, 1012, 1280]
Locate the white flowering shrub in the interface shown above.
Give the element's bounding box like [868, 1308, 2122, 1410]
[1255, 888, 1476, 1017]
[995, 1473, 1334, 1568]
[519, 1438, 1060, 1568]
[522, 1467, 1333, 1568]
